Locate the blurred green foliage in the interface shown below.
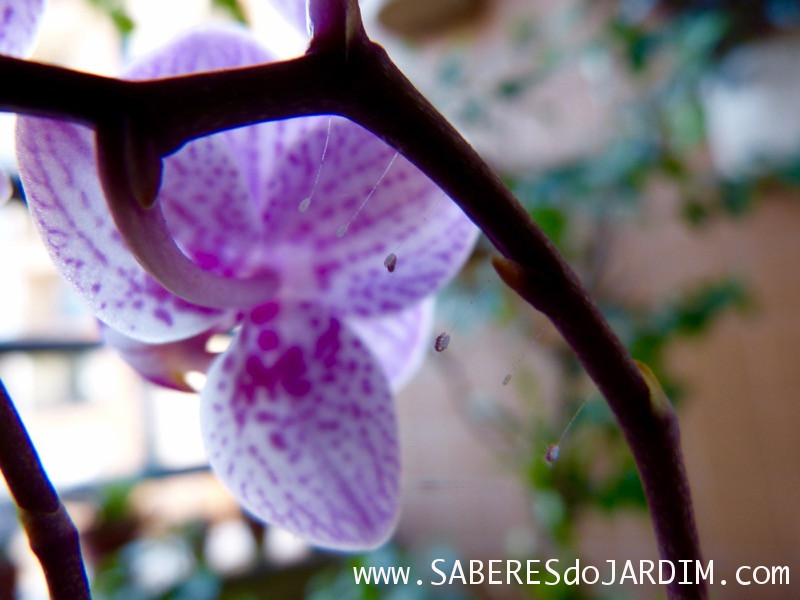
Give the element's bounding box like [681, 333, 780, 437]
[211, 0, 247, 24]
[86, 0, 134, 37]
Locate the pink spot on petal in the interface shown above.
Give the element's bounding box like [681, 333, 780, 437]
[270, 432, 288, 451]
[251, 302, 280, 324]
[258, 330, 280, 351]
[314, 319, 341, 368]
[153, 308, 174, 326]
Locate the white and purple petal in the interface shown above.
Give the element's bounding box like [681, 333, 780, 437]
[124, 27, 279, 278]
[157, 134, 263, 278]
[0, 0, 45, 58]
[347, 298, 434, 392]
[16, 28, 289, 341]
[16, 119, 224, 342]
[125, 26, 280, 207]
[102, 324, 221, 393]
[255, 116, 479, 317]
[267, 0, 310, 37]
[200, 301, 399, 549]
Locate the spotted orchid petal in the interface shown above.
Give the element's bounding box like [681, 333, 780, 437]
[124, 26, 279, 220]
[0, 0, 46, 58]
[16, 27, 278, 341]
[153, 134, 265, 278]
[201, 301, 399, 549]
[16, 119, 224, 343]
[123, 27, 298, 263]
[101, 324, 221, 392]
[347, 298, 434, 392]
[255, 116, 479, 317]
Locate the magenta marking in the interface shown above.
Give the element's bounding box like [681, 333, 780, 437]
[251, 302, 280, 324]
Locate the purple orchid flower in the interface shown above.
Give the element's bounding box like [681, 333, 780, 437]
[16, 26, 478, 548]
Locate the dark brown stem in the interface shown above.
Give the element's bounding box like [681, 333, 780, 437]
[345, 43, 705, 598]
[0, 380, 90, 599]
[493, 257, 702, 599]
[0, 25, 706, 600]
[0, 55, 123, 124]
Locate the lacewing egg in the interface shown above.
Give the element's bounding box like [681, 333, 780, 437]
[384, 252, 397, 272]
[434, 332, 450, 352]
[545, 443, 560, 465]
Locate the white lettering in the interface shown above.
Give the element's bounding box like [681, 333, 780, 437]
[601, 560, 616, 585]
[564, 560, 580, 586]
[696, 560, 713, 584]
[753, 566, 771, 585]
[736, 566, 751, 585]
[638, 560, 655, 584]
[469, 560, 483, 585]
[774, 566, 790, 585]
[431, 560, 446, 586]
[449, 560, 466, 585]
[507, 560, 522, 585]
[659, 560, 675, 584]
[488, 560, 502, 584]
[619, 560, 638, 584]
[583, 565, 599, 585]
[545, 559, 560, 585]
[679, 560, 693, 584]
[527, 560, 541, 585]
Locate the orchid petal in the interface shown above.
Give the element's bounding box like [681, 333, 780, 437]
[16, 118, 223, 343]
[347, 298, 435, 392]
[201, 301, 400, 549]
[256, 116, 479, 316]
[89, 28, 284, 308]
[16, 28, 284, 340]
[155, 134, 264, 278]
[125, 26, 282, 230]
[268, 0, 310, 37]
[102, 324, 221, 392]
[0, 0, 45, 58]
[125, 25, 273, 79]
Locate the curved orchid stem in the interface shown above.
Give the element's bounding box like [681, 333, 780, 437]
[94, 116, 280, 309]
[0, 12, 705, 600]
[0, 381, 90, 600]
[0, 56, 280, 309]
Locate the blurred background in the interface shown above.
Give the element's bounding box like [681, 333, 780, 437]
[1, 0, 800, 598]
